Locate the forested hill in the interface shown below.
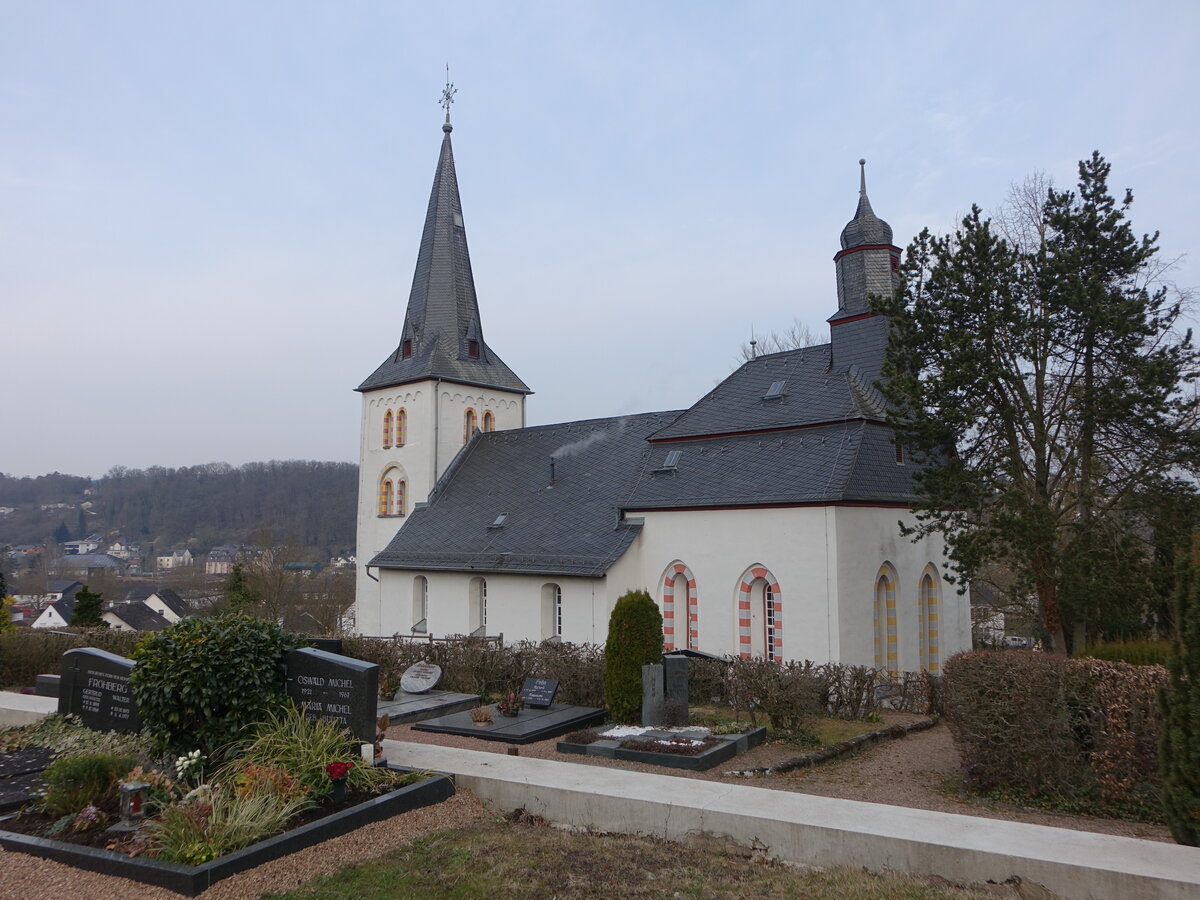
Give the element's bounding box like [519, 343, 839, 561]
[0, 461, 357, 555]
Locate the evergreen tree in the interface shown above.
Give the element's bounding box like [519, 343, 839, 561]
[223, 562, 259, 614]
[602, 589, 664, 724]
[1160, 536, 1200, 845]
[70, 585, 107, 627]
[52, 521, 70, 544]
[877, 153, 1200, 653]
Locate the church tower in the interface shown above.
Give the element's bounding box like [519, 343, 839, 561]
[828, 160, 901, 386]
[353, 106, 531, 634]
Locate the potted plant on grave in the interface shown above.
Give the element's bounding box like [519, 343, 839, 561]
[497, 690, 523, 717]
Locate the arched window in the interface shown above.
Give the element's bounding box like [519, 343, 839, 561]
[378, 477, 393, 516]
[378, 466, 406, 517]
[919, 566, 940, 672]
[874, 564, 898, 675]
[412, 576, 428, 633]
[463, 408, 477, 444]
[542, 583, 562, 639]
[661, 561, 698, 651]
[483, 410, 495, 433]
[383, 410, 393, 449]
[736, 566, 782, 661]
[469, 576, 487, 634]
[396, 408, 407, 447]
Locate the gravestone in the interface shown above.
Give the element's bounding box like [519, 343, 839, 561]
[663, 655, 688, 708]
[58, 648, 141, 733]
[400, 661, 442, 694]
[641, 663, 665, 726]
[285, 648, 379, 742]
[306, 637, 344, 655]
[520, 677, 559, 709]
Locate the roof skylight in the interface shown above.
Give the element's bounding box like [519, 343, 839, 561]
[763, 380, 786, 400]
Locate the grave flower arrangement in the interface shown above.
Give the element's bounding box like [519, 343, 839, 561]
[497, 690, 524, 717]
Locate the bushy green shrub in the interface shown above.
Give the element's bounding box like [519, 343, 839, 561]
[131, 614, 302, 758]
[1161, 537, 1200, 845]
[602, 590, 663, 724]
[42, 751, 137, 817]
[1086, 639, 1172, 667]
[943, 650, 1167, 820]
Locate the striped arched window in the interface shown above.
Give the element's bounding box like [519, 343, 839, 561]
[396, 408, 407, 447]
[919, 566, 940, 672]
[874, 564, 898, 674]
[383, 409, 393, 449]
[464, 408, 477, 444]
[483, 410, 495, 433]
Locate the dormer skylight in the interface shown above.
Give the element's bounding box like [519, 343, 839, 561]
[653, 450, 682, 473]
[763, 380, 786, 400]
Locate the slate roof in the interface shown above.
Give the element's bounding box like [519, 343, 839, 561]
[648, 344, 887, 442]
[840, 162, 894, 249]
[357, 124, 530, 395]
[624, 421, 914, 511]
[105, 601, 170, 632]
[371, 411, 681, 576]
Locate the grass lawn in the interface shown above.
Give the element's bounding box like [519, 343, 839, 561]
[689, 705, 884, 749]
[264, 819, 999, 900]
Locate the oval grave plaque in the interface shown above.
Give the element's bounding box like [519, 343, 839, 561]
[401, 662, 442, 694]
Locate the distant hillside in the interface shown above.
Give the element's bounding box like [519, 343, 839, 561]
[0, 461, 358, 556]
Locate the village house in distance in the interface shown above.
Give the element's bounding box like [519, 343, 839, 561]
[353, 107, 969, 672]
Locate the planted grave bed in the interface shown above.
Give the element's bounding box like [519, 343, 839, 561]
[557, 725, 766, 771]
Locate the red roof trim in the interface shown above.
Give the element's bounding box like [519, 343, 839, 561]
[833, 243, 901, 262]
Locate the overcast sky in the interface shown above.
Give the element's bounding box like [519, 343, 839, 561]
[3, 1, 1197, 479]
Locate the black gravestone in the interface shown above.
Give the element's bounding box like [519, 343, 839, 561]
[521, 677, 559, 709]
[58, 648, 141, 733]
[285, 648, 379, 742]
[663, 655, 688, 709]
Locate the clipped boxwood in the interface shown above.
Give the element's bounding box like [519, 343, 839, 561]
[603, 589, 663, 724]
[132, 614, 302, 758]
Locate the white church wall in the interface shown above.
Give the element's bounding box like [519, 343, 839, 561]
[832, 506, 969, 671]
[374, 567, 607, 643]
[618, 508, 837, 663]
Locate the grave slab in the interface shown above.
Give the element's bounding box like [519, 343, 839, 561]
[557, 727, 766, 771]
[413, 703, 606, 745]
[376, 690, 480, 725]
[400, 662, 442, 694]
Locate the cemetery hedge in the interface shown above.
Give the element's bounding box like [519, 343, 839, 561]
[942, 650, 1167, 820]
[1, 628, 144, 688]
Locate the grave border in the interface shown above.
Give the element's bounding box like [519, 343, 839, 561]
[0, 767, 453, 896]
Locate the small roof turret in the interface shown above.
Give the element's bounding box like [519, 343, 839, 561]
[839, 159, 893, 249]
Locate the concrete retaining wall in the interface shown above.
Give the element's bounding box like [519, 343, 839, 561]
[385, 740, 1200, 900]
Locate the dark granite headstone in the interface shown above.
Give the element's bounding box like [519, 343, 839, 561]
[36, 674, 60, 698]
[520, 677, 559, 709]
[285, 648, 378, 742]
[305, 637, 344, 655]
[58, 648, 141, 733]
[400, 662, 442, 694]
[641, 663, 665, 727]
[663, 655, 688, 709]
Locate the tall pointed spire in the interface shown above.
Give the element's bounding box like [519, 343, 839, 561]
[357, 104, 530, 395]
[840, 158, 892, 250]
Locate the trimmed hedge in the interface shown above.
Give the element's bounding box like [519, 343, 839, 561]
[1, 628, 144, 689]
[1085, 639, 1172, 667]
[943, 650, 1167, 819]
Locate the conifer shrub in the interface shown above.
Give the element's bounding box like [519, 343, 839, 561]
[602, 589, 663, 724]
[1160, 537, 1200, 845]
[131, 614, 303, 758]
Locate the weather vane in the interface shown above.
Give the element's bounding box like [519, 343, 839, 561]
[440, 63, 457, 124]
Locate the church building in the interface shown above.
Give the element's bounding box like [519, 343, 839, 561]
[353, 114, 970, 672]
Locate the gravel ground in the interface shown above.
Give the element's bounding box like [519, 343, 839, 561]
[388, 713, 1172, 843]
[0, 714, 1171, 897]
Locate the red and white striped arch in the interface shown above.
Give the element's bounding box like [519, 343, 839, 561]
[737, 565, 782, 660]
[660, 561, 698, 651]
